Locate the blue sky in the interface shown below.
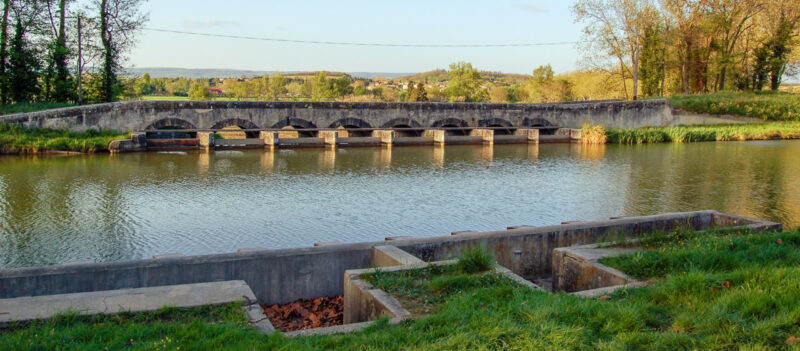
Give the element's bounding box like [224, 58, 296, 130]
[129, 0, 583, 74]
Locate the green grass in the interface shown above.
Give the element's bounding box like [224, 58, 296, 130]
[3, 229, 800, 350]
[583, 122, 800, 144]
[670, 91, 800, 121]
[0, 102, 75, 115]
[0, 123, 129, 154]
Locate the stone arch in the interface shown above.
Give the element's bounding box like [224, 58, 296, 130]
[430, 118, 469, 128]
[478, 118, 513, 128]
[271, 118, 318, 137]
[523, 117, 556, 135]
[522, 117, 554, 127]
[271, 118, 318, 130]
[431, 118, 469, 136]
[380, 118, 422, 129]
[144, 118, 197, 130]
[328, 118, 373, 137]
[211, 118, 261, 138]
[479, 118, 514, 135]
[328, 118, 373, 129]
[210, 118, 260, 130]
[381, 118, 423, 137]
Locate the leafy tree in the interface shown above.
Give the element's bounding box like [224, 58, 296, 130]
[188, 80, 211, 100]
[444, 61, 483, 102]
[7, 19, 40, 102]
[0, 0, 10, 104]
[408, 81, 428, 102]
[95, 0, 147, 102]
[47, 0, 73, 103]
[266, 73, 287, 100]
[133, 72, 155, 96]
[640, 26, 665, 97]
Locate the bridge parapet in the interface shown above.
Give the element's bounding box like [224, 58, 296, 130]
[1, 99, 675, 133]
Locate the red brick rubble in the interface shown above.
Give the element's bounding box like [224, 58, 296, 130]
[263, 296, 344, 332]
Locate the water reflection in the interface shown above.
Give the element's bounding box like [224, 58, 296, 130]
[0, 140, 798, 268]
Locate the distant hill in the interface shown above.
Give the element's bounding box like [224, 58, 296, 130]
[123, 67, 412, 79]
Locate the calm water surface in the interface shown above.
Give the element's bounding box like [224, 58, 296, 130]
[1, 141, 798, 268]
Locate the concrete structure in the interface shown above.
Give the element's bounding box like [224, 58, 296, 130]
[0, 280, 273, 333]
[2, 100, 688, 133]
[0, 211, 780, 307]
[552, 244, 640, 293]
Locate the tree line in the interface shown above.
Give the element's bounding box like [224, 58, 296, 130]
[0, 0, 146, 105]
[573, 0, 800, 100]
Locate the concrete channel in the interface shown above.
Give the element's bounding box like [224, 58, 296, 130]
[0, 210, 782, 335]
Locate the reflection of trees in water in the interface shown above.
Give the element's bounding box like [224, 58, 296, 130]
[622, 142, 800, 228]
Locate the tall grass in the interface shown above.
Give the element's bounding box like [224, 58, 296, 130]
[582, 122, 800, 144]
[670, 91, 800, 121]
[0, 122, 129, 154]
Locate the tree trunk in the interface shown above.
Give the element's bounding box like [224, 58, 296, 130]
[100, 0, 114, 102]
[53, 0, 70, 102]
[719, 66, 727, 91]
[0, 0, 9, 104]
[632, 50, 639, 100]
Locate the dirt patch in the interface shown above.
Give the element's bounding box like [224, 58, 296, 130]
[263, 296, 343, 332]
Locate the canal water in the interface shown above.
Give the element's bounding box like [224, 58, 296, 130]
[1, 141, 798, 269]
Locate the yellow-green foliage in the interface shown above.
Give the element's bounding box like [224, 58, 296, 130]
[0, 123, 129, 154]
[581, 122, 800, 144]
[670, 91, 800, 121]
[580, 123, 608, 144]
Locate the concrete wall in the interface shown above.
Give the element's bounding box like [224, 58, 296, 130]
[0, 100, 679, 132]
[0, 211, 781, 305]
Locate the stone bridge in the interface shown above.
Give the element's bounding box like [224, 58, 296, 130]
[1, 99, 680, 133]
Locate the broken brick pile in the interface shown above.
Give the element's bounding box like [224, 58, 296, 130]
[263, 296, 344, 331]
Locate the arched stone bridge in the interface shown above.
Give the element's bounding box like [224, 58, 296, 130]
[2, 100, 677, 133]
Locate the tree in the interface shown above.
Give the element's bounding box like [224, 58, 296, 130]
[444, 61, 482, 102]
[53, 0, 73, 101]
[0, 0, 9, 104]
[266, 73, 286, 100]
[188, 80, 211, 100]
[133, 72, 155, 96]
[8, 18, 40, 102]
[95, 0, 147, 102]
[573, 0, 657, 100]
[640, 26, 665, 96]
[408, 81, 428, 102]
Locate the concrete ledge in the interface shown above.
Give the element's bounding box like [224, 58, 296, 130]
[572, 281, 649, 298]
[372, 246, 426, 267]
[0, 280, 258, 326]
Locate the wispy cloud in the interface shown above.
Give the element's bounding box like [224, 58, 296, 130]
[183, 19, 240, 28]
[511, 2, 548, 13]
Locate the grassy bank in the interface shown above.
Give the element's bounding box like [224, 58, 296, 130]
[582, 122, 800, 144]
[2, 228, 798, 350]
[669, 91, 800, 121]
[0, 123, 129, 154]
[0, 103, 75, 116]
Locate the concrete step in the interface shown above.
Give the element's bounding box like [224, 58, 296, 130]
[0, 280, 260, 327]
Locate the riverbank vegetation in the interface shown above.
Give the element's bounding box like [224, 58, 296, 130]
[2, 228, 798, 350]
[582, 122, 800, 144]
[0, 123, 128, 154]
[670, 91, 800, 121]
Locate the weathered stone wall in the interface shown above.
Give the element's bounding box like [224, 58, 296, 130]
[0, 99, 678, 132]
